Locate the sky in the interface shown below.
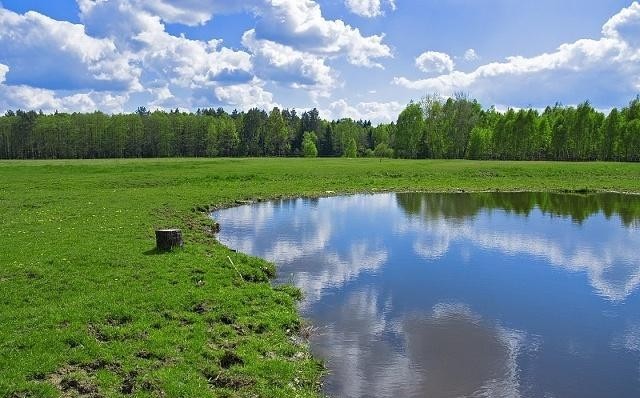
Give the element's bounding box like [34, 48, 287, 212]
[0, 0, 638, 123]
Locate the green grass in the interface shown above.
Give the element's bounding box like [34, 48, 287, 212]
[1, 158, 640, 397]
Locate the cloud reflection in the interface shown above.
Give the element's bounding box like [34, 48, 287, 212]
[399, 205, 640, 301]
[314, 291, 533, 398]
[214, 195, 392, 306]
[213, 192, 640, 396]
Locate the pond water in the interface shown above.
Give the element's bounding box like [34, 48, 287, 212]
[212, 192, 640, 398]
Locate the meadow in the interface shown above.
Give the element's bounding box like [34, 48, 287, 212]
[2, 158, 640, 397]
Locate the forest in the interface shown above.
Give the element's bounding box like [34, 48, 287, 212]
[1, 95, 639, 161]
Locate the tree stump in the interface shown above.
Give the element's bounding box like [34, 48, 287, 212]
[155, 229, 183, 251]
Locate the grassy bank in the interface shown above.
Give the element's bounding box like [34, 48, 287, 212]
[1, 158, 640, 397]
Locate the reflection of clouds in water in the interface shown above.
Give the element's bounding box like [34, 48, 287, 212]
[612, 322, 640, 382]
[215, 202, 275, 232]
[214, 195, 391, 306]
[612, 322, 640, 353]
[475, 327, 532, 398]
[318, 293, 535, 398]
[402, 302, 534, 398]
[221, 217, 390, 307]
[217, 204, 332, 263]
[296, 242, 388, 307]
[399, 215, 640, 301]
[264, 219, 332, 263]
[319, 193, 397, 213]
[315, 288, 415, 398]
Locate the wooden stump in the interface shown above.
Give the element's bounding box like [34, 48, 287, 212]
[155, 229, 183, 251]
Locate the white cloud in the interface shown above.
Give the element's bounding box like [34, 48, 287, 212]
[241, 29, 335, 95]
[0, 8, 140, 91]
[78, 0, 253, 88]
[602, 1, 640, 49]
[345, 0, 396, 18]
[0, 84, 128, 113]
[134, 0, 244, 26]
[74, 0, 392, 108]
[394, 2, 640, 107]
[0, 0, 397, 112]
[415, 51, 455, 74]
[0, 63, 7, 84]
[81, 0, 393, 68]
[213, 79, 279, 110]
[464, 48, 479, 61]
[346, 0, 381, 17]
[138, 32, 253, 88]
[323, 99, 405, 123]
[255, 0, 392, 68]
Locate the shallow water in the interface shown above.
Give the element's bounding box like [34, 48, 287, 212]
[213, 192, 640, 398]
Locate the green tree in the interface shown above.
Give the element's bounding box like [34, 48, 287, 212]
[207, 116, 239, 156]
[371, 124, 391, 147]
[239, 109, 267, 156]
[601, 108, 621, 161]
[395, 103, 424, 158]
[302, 132, 318, 157]
[467, 126, 493, 159]
[265, 107, 290, 156]
[345, 137, 357, 158]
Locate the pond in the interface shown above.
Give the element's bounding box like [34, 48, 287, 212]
[212, 192, 640, 398]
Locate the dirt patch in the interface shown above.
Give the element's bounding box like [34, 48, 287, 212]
[43, 360, 161, 397]
[219, 350, 243, 369]
[192, 301, 214, 314]
[136, 349, 166, 361]
[46, 365, 103, 398]
[204, 370, 255, 390]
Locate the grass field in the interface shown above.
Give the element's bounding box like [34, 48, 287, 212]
[2, 158, 640, 397]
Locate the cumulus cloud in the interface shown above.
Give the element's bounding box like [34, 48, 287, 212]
[345, 0, 396, 18]
[0, 0, 396, 112]
[78, 0, 252, 26]
[254, 0, 392, 68]
[242, 29, 335, 95]
[81, 0, 393, 68]
[213, 79, 279, 111]
[0, 63, 8, 84]
[415, 51, 455, 74]
[464, 48, 479, 61]
[74, 0, 391, 107]
[134, 0, 247, 26]
[0, 84, 128, 113]
[0, 7, 140, 91]
[394, 2, 640, 107]
[78, 0, 253, 88]
[323, 99, 405, 123]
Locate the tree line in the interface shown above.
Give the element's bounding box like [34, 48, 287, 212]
[1, 95, 639, 161]
[396, 191, 640, 226]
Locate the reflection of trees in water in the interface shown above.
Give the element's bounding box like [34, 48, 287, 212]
[396, 192, 640, 226]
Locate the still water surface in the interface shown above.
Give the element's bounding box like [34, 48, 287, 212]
[213, 192, 640, 398]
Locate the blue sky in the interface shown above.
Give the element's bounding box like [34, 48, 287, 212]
[0, 0, 638, 122]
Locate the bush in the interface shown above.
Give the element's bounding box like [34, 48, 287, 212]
[374, 143, 394, 158]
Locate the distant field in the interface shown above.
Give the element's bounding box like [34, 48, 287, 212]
[1, 158, 640, 397]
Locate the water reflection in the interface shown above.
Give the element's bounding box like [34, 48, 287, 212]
[213, 192, 640, 397]
[395, 193, 640, 301]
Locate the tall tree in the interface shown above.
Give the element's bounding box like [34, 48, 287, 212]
[302, 132, 318, 157]
[239, 108, 266, 156]
[265, 107, 290, 156]
[395, 103, 424, 158]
